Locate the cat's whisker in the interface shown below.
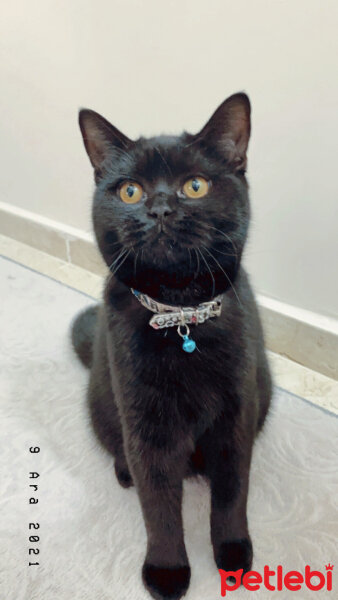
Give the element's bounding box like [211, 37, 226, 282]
[193, 248, 200, 279]
[201, 245, 243, 308]
[108, 248, 127, 271]
[187, 247, 192, 271]
[110, 248, 132, 276]
[209, 246, 238, 258]
[205, 225, 238, 259]
[111, 249, 132, 277]
[107, 240, 122, 249]
[133, 248, 139, 278]
[198, 248, 215, 297]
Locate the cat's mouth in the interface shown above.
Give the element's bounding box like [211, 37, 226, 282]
[148, 227, 175, 246]
[152, 220, 171, 236]
[147, 223, 194, 250]
[149, 233, 178, 254]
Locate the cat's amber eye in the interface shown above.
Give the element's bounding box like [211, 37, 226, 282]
[182, 176, 209, 199]
[119, 181, 143, 204]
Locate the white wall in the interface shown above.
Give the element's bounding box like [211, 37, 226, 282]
[1, 0, 337, 318]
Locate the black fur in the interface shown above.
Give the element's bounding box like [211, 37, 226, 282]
[71, 305, 98, 368]
[72, 92, 272, 600]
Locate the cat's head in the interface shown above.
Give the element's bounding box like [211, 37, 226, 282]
[79, 93, 251, 303]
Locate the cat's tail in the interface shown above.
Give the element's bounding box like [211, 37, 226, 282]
[71, 305, 98, 368]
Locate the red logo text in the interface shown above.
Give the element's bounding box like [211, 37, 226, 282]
[219, 564, 334, 596]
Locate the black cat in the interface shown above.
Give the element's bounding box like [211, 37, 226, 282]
[72, 92, 272, 600]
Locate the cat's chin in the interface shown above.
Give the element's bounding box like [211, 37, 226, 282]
[142, 239, 189, 267]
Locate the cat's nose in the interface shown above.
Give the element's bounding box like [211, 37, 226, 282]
[146, 197, 173, 219]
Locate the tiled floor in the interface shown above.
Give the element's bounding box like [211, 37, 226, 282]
[1, 233, 337, 415]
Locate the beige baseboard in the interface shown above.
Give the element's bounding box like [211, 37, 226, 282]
[257, 295, 338, 381]
[1, 200, 337, 380]
[0, 200, 107, 275]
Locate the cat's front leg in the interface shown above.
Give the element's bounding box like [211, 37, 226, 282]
[203, 420, 254, 579]
[124, 429, 192, 600]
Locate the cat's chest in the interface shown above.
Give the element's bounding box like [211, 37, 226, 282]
[111, 324, 243, 447]
[109, 315, 242, 413]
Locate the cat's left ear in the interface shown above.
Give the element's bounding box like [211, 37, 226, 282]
[197, 92, 251, 172]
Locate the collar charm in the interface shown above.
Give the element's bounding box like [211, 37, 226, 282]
[177, 324, 196, 353]
[131, 289, 222, 353]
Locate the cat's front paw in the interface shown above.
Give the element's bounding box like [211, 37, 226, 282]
[215, 537, 253, 579]
[114, 461, 133, 488]
[142, 562, 191, 600]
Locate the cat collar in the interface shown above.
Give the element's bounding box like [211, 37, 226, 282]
[131, 288, 222, 353]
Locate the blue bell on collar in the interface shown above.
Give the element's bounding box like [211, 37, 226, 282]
[182, 335, 196, 353]
[177, 324, 196, 353]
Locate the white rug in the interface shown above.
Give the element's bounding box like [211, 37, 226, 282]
[1, 256, 337, 599]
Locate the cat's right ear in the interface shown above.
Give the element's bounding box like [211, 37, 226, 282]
[78, 109, 133, 179]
